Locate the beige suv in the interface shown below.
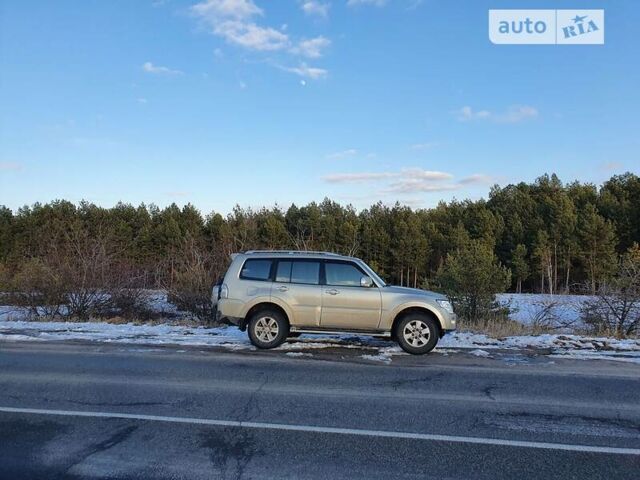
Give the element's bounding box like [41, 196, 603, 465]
[215, 251, 456, 354]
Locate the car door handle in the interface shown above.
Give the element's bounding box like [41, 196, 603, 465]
[276, 286, 289, 292]
[326, 289, 340, 295]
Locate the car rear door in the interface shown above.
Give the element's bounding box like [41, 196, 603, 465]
[320, 260, 382, 330]
[270, 259, 322, 327]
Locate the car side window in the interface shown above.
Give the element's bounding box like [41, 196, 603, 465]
[325, 262, 364, 286]
[290, 261, 320, 285]
[275, 261, 292, 282]
[240, 259, 272, 281]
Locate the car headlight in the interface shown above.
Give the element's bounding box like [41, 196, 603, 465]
[436, 299, 454, 314]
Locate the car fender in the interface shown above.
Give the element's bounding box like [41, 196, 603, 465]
[240, 295, 296, 325]
[384, 300, 446, 330]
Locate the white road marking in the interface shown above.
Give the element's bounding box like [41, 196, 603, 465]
[1, 406, 639, 455]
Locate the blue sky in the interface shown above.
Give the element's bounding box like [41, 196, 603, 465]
[1, 0, 638, 214]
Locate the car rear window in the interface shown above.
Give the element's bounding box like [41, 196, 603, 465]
[291, 261, 320, 285]
[240, 259, 272, 281]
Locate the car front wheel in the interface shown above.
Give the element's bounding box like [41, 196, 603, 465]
[247, 309, 289, 349]
[395, 313, 439, 355]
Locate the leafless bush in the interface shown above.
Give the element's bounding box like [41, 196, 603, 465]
[164, 235, 227, 324]
[580, 244, 640, 338]
[8, 257, 67, 318]
[5, 227, 156, 321]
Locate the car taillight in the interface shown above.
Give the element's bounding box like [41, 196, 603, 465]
[220, 284, 229, 299]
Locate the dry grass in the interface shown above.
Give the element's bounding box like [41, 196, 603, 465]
[459, 317, 555, 338]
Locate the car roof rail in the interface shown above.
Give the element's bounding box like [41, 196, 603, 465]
[243, 249, 342, 256]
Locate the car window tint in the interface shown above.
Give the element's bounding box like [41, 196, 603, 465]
[325, 262, 363, 286]
[240, 259, 272, 281]
[276, 261, 292, 282]
[291, 261, 320, 285]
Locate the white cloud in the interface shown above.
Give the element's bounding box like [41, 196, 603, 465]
[142, 62, 183, 75]
[300, 1, 330, 18]
[137, 98, 148, 104]
[326, 148, 358, 159]
[282, 62, 328, 79]
[347, 0, 388, 7]
[458, 174, 496, 185]
[192, 0, 290, 51]
[212, 21, 288, 51]
[456, 105, 538, 123]
[191, 0, 262, 21]
[386, 179, 459, 193]
[323, 172, 398, 183]
[322, 167, 496, 194]
[401, 168, 453, 181]
[291, 36, 331, 58]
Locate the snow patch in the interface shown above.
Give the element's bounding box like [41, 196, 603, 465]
[469, 349, 492, 358]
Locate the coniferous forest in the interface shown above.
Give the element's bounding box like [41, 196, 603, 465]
[1, 172, 639, 329]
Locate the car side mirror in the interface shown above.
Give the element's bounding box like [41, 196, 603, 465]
[360, 276, 374, 288]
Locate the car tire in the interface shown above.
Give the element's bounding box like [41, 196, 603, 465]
[395, 313, 439, 355]
[247, 308, 289, 349]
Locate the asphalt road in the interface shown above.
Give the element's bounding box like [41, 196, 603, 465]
[0, 341, 639, 479]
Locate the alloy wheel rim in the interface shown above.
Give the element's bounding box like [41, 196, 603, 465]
[255, 316, 279, 342]
[403, 319, 430, 347]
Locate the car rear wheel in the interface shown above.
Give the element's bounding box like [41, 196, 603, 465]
[395, 313, 439, 355]
[247, 309, 289, 349]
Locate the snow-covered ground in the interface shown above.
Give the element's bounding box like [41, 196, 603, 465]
[1, 292, 638, 364]
[497, 293, 591, 329]
[1, 319, 639, 364]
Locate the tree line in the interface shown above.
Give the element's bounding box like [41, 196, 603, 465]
[0, 172, 638, 298]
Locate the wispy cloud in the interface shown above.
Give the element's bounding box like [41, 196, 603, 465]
[0, 162, 23, 172]
[458, 173, 497, 185]
[213, 20, 289, 50]
[192, 1, 330, 78]
[192, 0, 289, 51]
[142, 62, 183, 75]
[323, 172, 398, 183]
[192, 0, 262, 21]
[326, 148, 358, 160]
[290, 36, 331, 58]
[322, 167, 496, 194]
[281, 62, 328, 79]
[300, 1, 330, 18]
[456, 105, 538, 123]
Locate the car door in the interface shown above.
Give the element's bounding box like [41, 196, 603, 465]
[320, 260, 382, 330]
[270, 259, 322, 327]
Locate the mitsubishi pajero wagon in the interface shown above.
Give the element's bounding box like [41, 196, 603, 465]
[215, 251, 456, 354]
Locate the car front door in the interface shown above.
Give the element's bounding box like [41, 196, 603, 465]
[320, 260, 382, 330]
[271, 259, 322, 327]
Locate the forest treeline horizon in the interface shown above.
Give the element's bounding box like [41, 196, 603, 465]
[1, 172, 639, 295]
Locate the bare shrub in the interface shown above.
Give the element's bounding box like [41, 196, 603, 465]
[9, 257, 67, 318]
[580, 244, 640, 337]
[164, 235, 227, 324]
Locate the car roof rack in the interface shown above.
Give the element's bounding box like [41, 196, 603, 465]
[243, 250, 342, 256]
